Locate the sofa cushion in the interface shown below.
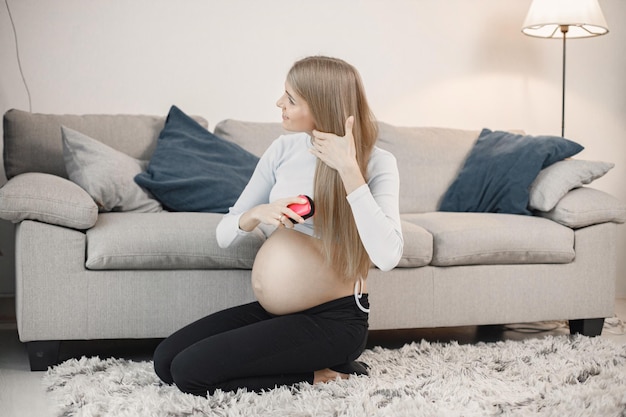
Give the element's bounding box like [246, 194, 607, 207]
[135, 106, 259, 213]
[537, 187, 626, 228]
[86, 212, 266, 270]
[2, 108, 208, 180]
[376, 123, 481, 213]
[439, 129, 584, 215]
[529, 159, 614, 212]
[397, 220, 433, 267]
[214, 121, 485, 214]
[213, 119, 289, 158]
[403, 212, 575, 266]
[0, 172, 98, 230]
[62, 126, 163, 213]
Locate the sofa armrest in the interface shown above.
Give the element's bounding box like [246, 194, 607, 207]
[0, 172, 98, 229]
[534, 187, 626, 229]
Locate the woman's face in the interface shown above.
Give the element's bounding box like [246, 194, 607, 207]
[276, 81, 315, 133]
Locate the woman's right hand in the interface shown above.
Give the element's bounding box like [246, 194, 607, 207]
[238, 196, 308, 232]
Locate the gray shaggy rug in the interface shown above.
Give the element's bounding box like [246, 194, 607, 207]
[43, 335, 626, 417]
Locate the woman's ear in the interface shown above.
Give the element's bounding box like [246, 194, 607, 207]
[344, 116, 355, 137]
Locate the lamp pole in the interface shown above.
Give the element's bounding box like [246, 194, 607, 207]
[560, 25, 568, 137]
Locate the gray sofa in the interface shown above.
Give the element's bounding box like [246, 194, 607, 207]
[1, 108, 625, 371]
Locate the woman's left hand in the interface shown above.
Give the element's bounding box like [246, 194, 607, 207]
[310, 116, 357, 172]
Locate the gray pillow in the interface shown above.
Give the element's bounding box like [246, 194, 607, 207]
[0, 172, 98, 229]
[529, 159, 614, 212]
[62, 126, 163, 213]
[537, 187, 626, 228]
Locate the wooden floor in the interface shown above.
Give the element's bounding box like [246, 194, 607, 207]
[1, 296, 625, 417]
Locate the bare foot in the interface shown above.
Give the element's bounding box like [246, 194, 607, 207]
[313, 368, 349, 384]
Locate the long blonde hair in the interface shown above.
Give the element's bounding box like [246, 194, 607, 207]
[287, 56, 378, 281]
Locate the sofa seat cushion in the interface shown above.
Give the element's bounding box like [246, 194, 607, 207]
[403, 212, 575, 266]
[397, 219, 433, 267]
[86, 212, 265, 270]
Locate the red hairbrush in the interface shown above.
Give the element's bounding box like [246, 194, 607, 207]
[287, 195, 315, 223]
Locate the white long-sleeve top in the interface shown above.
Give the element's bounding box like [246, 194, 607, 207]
[216, 132, 404, 272]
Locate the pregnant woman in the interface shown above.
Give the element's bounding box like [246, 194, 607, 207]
[153, 56, 403, 396]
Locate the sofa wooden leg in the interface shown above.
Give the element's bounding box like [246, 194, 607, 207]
[26, 341, 61, 371]
[569, 318, 604, 337]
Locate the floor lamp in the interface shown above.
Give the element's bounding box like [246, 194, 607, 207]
[521, 0, 609, 137]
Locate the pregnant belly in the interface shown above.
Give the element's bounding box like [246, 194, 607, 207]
[251, 227, 356, 315]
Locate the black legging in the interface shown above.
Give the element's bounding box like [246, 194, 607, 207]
[153, 295, 369, 396]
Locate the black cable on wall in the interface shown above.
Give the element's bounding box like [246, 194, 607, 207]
[4, 0, 32, 112]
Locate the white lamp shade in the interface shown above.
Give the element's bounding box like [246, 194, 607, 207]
[522, 0, 609, 38]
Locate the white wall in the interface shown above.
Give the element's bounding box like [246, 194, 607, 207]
[1, 0, 625, 296]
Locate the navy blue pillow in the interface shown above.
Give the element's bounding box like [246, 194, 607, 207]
[135, 106, 259, 213]
[439, 128, 584, 215]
